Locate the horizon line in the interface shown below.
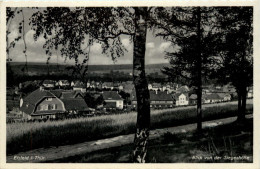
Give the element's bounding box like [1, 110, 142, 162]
[8, 61, 169, 66]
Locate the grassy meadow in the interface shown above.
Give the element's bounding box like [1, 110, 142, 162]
[7, 103, 253, 155]
[59, 118, 253, 163]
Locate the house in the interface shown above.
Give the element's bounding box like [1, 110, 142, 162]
[73, 81, 86, 92]
[204, 93, 222, 103]
[103, 102, 117, 109]
[60, 98, 90, 115]
[20, 89, 89, 121]
[71, 81, 75, 87]
[131, 91, 174, 109]
[102, 82, 114, 90]
[59, 91, 84, 99]
[247, 86, 253, 98]
[162, 84, 176, 93]
[20, 88, 66, 120]
[102, 91, 124, 109]
[174, 93, 189, 106]
[42, 80, 55, 89]
[190, 94, 216, 105]
[148, 83, 162, 91]
[189, 94, 197, 105]
[58, 80, 70, 87]
[217, 93, 232, 101]
[202, 89, 210, 94]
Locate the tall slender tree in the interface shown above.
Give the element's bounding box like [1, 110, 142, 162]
[132, 7, 150, 162]
[153, 7, 219, 131]
[212, 7, 253, 122]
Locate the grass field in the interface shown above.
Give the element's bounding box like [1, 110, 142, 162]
[57, 118, 252, 163]
[7, 103, 253, 155]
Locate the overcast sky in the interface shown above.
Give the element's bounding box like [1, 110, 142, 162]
[8, 8, 172, 65]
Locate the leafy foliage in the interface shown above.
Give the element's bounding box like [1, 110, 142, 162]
[211, 7, 253, 90]
[153, 7, 219, 86]
[29, 7, 135, 81]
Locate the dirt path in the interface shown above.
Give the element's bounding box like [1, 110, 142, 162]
[7, 113, 253, 163]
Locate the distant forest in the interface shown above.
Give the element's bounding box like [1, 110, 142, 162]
[7, 62, 167, 86]
[7, 62, 218, 87]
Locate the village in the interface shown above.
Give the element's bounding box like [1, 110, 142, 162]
[6, 78, 253, 122]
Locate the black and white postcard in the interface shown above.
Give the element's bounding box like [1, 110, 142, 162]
[0, 1, 259, 169]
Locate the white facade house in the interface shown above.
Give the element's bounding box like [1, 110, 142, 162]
[58, 80, 70, 87]
[102, 91, 124, 110]
[175, 93, 189, 106]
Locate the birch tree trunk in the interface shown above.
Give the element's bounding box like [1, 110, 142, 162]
[132, 7, 150, 163]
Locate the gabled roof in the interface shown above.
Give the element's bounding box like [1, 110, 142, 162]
[73, 81, 85, 87]
[189, 94, 209, 100]
[20, 89, 56, 115]
[102, 91, 123, 100]
[23, 89, 55, 104]
[61, 99, 89, 111]
[60, 91, 84, 99]
[174, 92, 189, 99]
[150, 91, 173, 101]
[217, 93, 231, 99]
[46, 90, 85, 99]
[189, 94, 197, 100]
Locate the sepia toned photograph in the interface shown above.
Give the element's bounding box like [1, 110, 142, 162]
[3, 4, 257, 166]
